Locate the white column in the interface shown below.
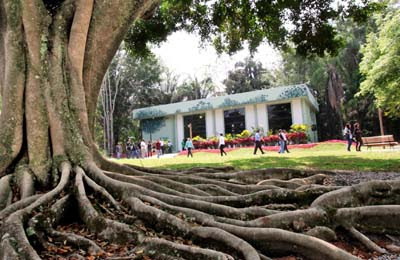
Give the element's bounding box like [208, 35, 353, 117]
[176, 114, 184, 150]
[291, 99, 303, 124]
[205, 110, 214, 138]
[245, 105, 256, 130]
[256, 103, 268, 132]
[214, 109, 224, 135]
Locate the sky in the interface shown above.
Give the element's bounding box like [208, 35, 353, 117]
[152, 31, 282, 89]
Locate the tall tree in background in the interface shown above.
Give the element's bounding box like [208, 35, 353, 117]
[97, 51, 167, 151]
[223, 57, 273, 94]
[274, 17, 389, 140]
[174, 77, 216, 101]
[100, 69, 118, 157]
[359, 6, 400, 118]
[0, 0, 391, 259]
[274, 48, 345, 139]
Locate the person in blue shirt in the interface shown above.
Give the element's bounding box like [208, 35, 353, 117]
[253, 130, 265, 155]
[185, 138, 194, 157]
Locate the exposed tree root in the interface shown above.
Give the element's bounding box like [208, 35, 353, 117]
[136, 237, 235, 259]
[0, 162, 71, 259]
[0, 194, 42, 221]
[1, 158, 400, 259]
[16, 167, 35, 199]
[0, 175, 12, 210]
[347, 227, 387, 254]
[82, 171, 123, 211]
[127, 197, 261, 260]
[48, 229, 104, 255]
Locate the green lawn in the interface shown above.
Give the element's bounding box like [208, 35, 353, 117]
[116, 143, 400, 172]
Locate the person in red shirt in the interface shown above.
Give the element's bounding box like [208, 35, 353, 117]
[155, 139, 162, 158]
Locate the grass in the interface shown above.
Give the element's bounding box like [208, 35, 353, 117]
[115, 143, 400, 172]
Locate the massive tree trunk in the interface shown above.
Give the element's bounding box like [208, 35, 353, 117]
[0, 0, 400, 259]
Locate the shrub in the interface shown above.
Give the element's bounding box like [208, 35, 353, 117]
[192, 135, 204, 141]
[237, 129, 251, 138]
[290, 124, 308, 133]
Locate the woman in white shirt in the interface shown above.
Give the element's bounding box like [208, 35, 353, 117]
[219, 133, 227, 156]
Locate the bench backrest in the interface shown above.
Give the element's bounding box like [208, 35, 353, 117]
[362, 135, 395, 144]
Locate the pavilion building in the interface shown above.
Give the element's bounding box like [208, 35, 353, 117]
[132, 84, 318, 152]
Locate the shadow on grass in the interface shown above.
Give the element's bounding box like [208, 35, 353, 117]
[161, 155, 400, 172]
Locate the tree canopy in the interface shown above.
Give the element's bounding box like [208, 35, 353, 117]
[359, 6, 400, 118]
[126, 0, 382, 57]
[223, 57, 273, 94]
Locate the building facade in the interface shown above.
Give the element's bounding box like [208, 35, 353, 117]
[132, 84, 319, 152]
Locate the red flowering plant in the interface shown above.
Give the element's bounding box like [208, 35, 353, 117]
[186, 127, 308, 149]
[236, 137, 253, 146]
[287, 132, 307, 144]
[263, 135, 279, 146]
[192, 140, 201, 149]
[288, 124, 309, 144]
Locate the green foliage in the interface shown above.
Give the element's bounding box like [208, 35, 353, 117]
[97, 50, 166, 145]
[125, 0, 379, 57]
[223, 57, 273, 94]
[273, 17, 391, 140]
[173, 77, 216, 102]
[141, 117, 166, 135]
[359, 7, 400, 118]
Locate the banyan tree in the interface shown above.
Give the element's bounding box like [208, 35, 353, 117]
[1, 0, 398, 259]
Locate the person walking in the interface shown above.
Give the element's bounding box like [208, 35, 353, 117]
[126, 139, 132, 159]
[343, 123, 353, 151]
[131, 142, 139, 158]
[185, 138, 194, 157]
[167, 140, 173, 153]
[115, 143, 122, 159]
[147, 141, 153, 157]
[219, 133, 227, 156]
[140, 140, 147, 158]
[181, 139, 186, 151]
[278, 129, 285, 153]
[283, 130, 290, 153]
[160, 139, 165, 155]
[353, 122, 363, 152]
[253, 130, 265, 155]
[155, 139, 162, 158]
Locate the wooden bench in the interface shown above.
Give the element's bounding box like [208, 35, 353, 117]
[361, 135, 399, 149]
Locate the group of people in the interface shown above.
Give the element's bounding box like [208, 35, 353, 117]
[343, 122, 362, 151]
[115, 139, 173, 159]
[184, 129, 290, 158]
[183, 133, 228, 158]
[253, 129, 290, 154]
